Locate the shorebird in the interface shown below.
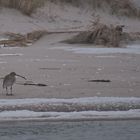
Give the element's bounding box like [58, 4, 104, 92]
[3, 72, 26, 96]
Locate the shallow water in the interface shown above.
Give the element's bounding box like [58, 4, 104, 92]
[61, 44, 140, 54]
[0, 120, 140, 140]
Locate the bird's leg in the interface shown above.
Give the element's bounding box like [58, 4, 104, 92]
[10, 86, 13, 96]
[6, 87, 9, 96]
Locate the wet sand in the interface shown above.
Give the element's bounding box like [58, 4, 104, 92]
[0, 33, 140, 99]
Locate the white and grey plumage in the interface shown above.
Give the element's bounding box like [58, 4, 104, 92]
[3, 72, 26, 96]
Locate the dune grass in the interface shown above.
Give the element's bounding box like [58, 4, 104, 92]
[0, 0, 45, 15]
[0, 0, 139, 18]
[64, 0, 140, 18]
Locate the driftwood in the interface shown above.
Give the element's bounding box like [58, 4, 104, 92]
[88, 79, 111, 82]
[23, 83, 47, 86]
[0, 30, 47, 47]
[17, 80, 47, 87]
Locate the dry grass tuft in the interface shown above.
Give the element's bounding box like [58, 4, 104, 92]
[0, 0, 139, 17]
[63, 22, 140, 47]
[0, 0, 45, 15]
[57, 0, 140, 18]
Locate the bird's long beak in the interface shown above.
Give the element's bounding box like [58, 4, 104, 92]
[16, 74, 26, 80]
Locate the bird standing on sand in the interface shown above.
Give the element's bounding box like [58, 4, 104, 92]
[3, 72, 26, 96]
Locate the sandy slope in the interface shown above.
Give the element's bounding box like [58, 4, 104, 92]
[0, 2, 140, 33]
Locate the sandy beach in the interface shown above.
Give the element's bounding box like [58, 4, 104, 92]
[0, 32, 140, 99]
[0, 0, 139, 99]
[0, 0, 140, 124]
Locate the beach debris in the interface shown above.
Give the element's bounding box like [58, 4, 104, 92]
[63, 23, 140, 47]
[0, 30, 47, 47]
[19, 80, 47, 87]
[40, 67, 61, 70]
[23, 83, 47, 87]
[88, 79, 111, 83]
